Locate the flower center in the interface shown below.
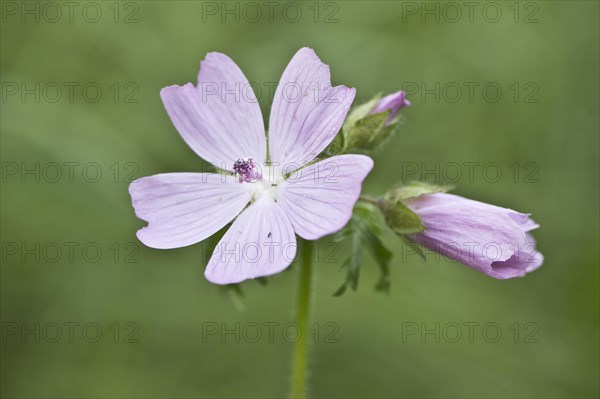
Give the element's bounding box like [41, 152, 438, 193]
[232, 157, 262, 183]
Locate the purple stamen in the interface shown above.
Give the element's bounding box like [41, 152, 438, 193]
[233, 158, 262, 183]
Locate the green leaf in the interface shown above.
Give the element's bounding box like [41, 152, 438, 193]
[333, 224, 363, 296]
[362, 227, 393, 294]
[333, 202, 395, 295]
[333, 256, 361, 296]
[333, 280, 348, 297]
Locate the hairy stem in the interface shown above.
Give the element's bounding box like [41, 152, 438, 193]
[359, 195, 381, 206]
[290, 239, 314, 399]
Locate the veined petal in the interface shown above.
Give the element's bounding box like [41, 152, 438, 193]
[160, 52, 266, 167]
[268, 48, 356, 169]
[205, 196, 297, 285]
[129, 173, 252, 249]
[277, 155, 374, 240]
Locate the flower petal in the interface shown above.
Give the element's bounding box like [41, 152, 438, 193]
[205, 196, 297, 285]
[277, 155, 374, 240]
[160, 52, 266, 167]
[268, 48, 356, 168]
[507, 211, 540, 232]
[129, 173, 252, 249]
[491, 233, 544, 279]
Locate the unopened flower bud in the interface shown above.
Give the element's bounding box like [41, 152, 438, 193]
[370, 90, 411, 126]
[379, 182, 543, 279]
[340, 91, 410, 152]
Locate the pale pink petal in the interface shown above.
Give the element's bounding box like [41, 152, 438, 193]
[507, 211, 540, 232]
[129, 173, 252, 249]
[160, 53, 266, 167]
[491, 233, 544, 278]
[205, 196, 297, 284]
[277, 155, 374, 240]
[268, 48, 356, 168]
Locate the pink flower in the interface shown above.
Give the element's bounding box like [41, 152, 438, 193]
[129, 48, 373, 284]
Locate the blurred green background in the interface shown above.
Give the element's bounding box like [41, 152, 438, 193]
[1, 1, 598, 398]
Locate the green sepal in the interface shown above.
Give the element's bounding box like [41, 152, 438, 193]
[342, 93, 403, 152]
[381, 199, 425, 235]
[325, 94, 405, 155]
[342, 95, 381, 131]
[323, 132, 345, 156]
[380, 181, 453, 236]
[386, 181, 453, 202]
[323, 97, 381, 156]
[344, 111, 395, 151]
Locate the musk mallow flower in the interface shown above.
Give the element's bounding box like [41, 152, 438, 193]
[129, 47, 373, 285]
[404, 193, 543, 279]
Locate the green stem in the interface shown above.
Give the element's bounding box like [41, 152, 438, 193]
[290, 239, 314, 399]
[359, 195, 381, 207]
